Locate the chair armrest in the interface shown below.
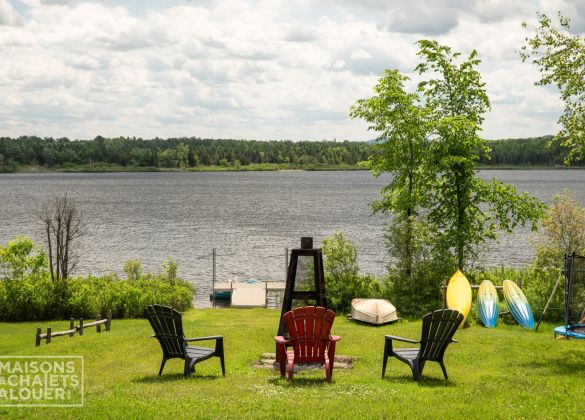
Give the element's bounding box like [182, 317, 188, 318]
[329, 335, 341, 342]
[274, 336, 290, 344]
[185, 335, 223, 342]
[384, 335, 420, 344]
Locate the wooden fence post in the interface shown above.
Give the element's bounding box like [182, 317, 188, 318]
[46, 327, 52, 344]
[78, 319, 84, 336]
[96, 314, 102, 333]
[105, 309, 112, 331]
[69, 318, 75, 337]
[36, 328, 42, 347]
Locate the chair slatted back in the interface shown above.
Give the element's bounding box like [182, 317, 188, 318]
[419, 309, 463, 361]
[283, 306, 336, 363]
[145, 304, 187, 358]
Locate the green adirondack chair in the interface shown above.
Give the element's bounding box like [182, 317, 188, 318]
[145, 304, 225, 377]
[382, 309, 463, 381]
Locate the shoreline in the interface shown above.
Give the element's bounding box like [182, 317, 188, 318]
[3, 163, 366, 174]
[1, 163, 584, 174]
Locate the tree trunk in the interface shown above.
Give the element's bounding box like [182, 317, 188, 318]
[46, 224, 55, 283]
[455, 173, 465, 270]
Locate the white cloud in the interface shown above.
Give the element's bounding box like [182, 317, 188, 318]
[0, 0, 582, 140]
[0, 0, 25, 26]
[284, 23, 320, 42]
[541, 0, 585, 31]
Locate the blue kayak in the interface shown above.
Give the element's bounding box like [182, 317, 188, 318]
[477, 280, 499, 328]
[503, 280, 534, 329]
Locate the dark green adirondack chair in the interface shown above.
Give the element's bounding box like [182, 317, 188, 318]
[382, 309, 463, 381]
[145, 304, 225, 377]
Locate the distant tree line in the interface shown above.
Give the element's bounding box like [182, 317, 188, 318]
[0, 136, 371, 171]
[480, 136, 584, 167]
[0, 135, 583, 171]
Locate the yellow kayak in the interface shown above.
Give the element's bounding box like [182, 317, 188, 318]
[446, 270, 472, 325]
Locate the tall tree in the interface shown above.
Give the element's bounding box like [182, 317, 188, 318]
[521, 12, 585, 162]
[351, 40, 546, 293]
[417, 40, 545, 269]
[350, 70, 431, 279]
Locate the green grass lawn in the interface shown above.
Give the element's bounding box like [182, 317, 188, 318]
[0, 308, 583, 419]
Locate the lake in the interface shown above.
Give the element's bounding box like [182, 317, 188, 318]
[1, 170, 584, 307]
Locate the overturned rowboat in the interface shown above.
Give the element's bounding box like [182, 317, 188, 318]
[350, 299, 399, 325]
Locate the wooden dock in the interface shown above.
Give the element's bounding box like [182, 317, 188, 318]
[212, 281, 285, 308]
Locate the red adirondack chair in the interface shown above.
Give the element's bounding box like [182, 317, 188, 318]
[274, 306, 341, 383]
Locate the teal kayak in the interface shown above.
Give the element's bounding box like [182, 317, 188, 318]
[503, 280, 534, 329]
[477, 280, 499, 328]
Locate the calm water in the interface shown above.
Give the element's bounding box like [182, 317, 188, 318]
[1, 170, 584, 307]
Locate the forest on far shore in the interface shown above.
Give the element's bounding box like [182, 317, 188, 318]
[0, 135, 582, 172]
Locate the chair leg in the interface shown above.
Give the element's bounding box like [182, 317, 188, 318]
[327, 342, 337, 383]
[412, 360, 421, 381]
[325, 355, 331, 383]
[216, 338, 225, 376]
[277, 344, 286, 378]
[382, 339, 391, 378]
[219, 353, 226, 376]
[184, 358, 196, 378]
[158, 357, 168, 376]
[287, 353, 294, 381]
[438, 360, 448, 380]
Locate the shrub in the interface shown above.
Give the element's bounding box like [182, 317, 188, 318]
[64, 277, 101, 318]
[0, 239, 194, 321]
[0, 236, 48, 280]
[385, 262, 445, 317]
[532, 189, 585, 269]
[0, 237, 54, 321]
[64, 271, 194, 319]
[0, 275, 55, 321]
[322, 232, 385, 313]
[526, 190, 585, 321]
[522, 269, 564, 321]
[161, 257, 179, 284]
[384, 218, 453, 316]
[124, 259, 142, 281]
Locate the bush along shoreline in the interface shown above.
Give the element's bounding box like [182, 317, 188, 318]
[0, 237, 193, 321]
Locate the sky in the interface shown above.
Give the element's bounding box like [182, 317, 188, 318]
[1, 0, 584, 141]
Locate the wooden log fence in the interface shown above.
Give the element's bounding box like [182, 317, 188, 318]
[35, 310, 112, 346]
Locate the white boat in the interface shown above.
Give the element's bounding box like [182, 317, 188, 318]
[350, 298, 399, 325]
